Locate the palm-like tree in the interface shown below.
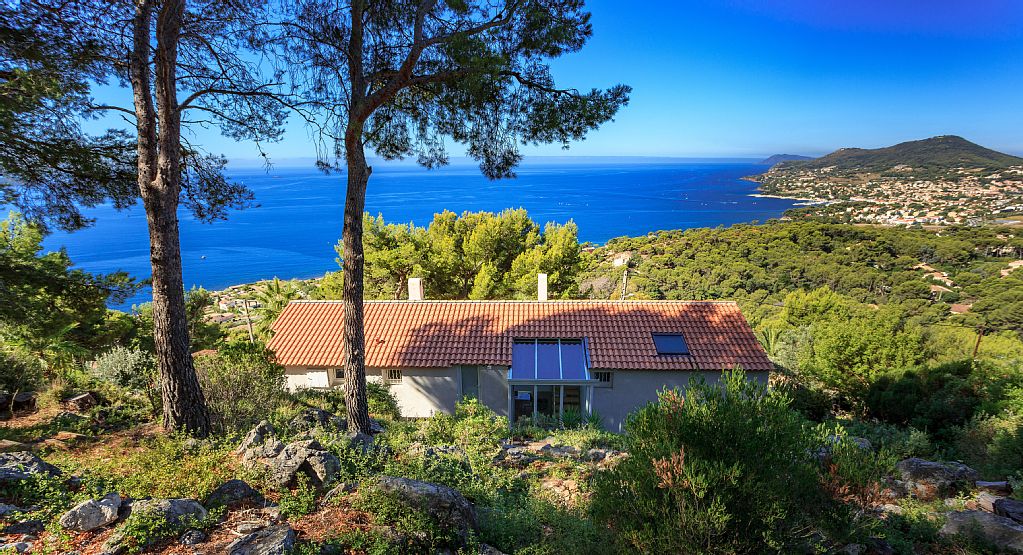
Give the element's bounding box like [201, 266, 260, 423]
[253, 278, 299, 340]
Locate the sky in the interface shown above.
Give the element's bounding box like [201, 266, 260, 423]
[87, 0, 1023, 163]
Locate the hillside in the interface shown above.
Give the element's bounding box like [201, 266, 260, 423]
[758, 154, 814, 165]
[749, 136, 1023, 225]
[772, 135, 1023, 174]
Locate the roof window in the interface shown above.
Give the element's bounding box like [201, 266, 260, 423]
[652, 333, 689, 355]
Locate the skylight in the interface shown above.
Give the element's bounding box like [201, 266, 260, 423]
[652, 333, 689, 355]
[509, 338, 592, 382]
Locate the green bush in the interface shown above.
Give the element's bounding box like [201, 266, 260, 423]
[951, 412, 1023, 479]
[419, 398, 509, 456]
[278, 474, 318, 518]
[0, 348, 43, 401]
[480, 490, 616, 555]
[865, 360, 984, 441]
[591, 371, 853, 554]
[194, 341, 287, 433]
[290, 381, 401, 421]
[837, 419, 934, 460]
[353, 485, 468, 552]
[89, 347, 160, 414]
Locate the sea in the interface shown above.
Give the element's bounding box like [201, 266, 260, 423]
[39, 159, 799, 308]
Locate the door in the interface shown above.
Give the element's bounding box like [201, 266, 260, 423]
[460, 365, 479, 399]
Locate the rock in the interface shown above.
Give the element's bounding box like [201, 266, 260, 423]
[322, 482, 358, 506]
[368, 418, 386, 434]
[129, 498, 208, 527]
[978, 492, 1002, 513]
[205, 479, 265, 507]
[59, 493, 122, 531]
[0, 503, 22, 517]
[3, 520, 44, 535]
[225, 524, 296, 555]
[0, 440, 27, 452]
[236, 521, 265, 534]
[290, 408, 346, 432]
[368, 476, 478, 542]
[62, 392, 99, 413]
[582, 448, 607, 462]
[866, 537, 896, 555]
[840, 544, 864, 555]
[0, 542, 29, 553]
[996, 498, 1023, 525]
[895, 458, 979, 501]
[0, 451, 61, 483]
[179, 529, 207, 545]
[977, 480, 1013, 495]
[480, 544, 508, 555]
[345, 431, 374, 453]
[266, 439, 340, 491]
[940, 510, 1023, 553]
[237, 421, 283, 460]
[11, 392, 36, 412]
[878, 503, 904, 516]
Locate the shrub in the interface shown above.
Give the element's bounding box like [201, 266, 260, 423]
[0, 348, 44, 401]
[837, 419, 934, 460]
[480, 490, 616, 555]
[591, 370, 852, 553]
[419, 398, 509, 455]
[290, 381, 401, 421]
[865, 360, 984, 441]
[90, 347, 157, 395]
[279, 474, 318, 518]
[194, 341, 287, 433]
[353, 486, 468, 552]
[951, 412, 1023, 479]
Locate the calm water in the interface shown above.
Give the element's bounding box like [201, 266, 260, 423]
[41, 160, 798, 308]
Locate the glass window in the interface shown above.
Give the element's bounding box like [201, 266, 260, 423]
[652, 333, 689, 355]
[510, 341, 537, 380]
[510, 339, 591, 381]
[594, 371, 613, 387]
[386, 369, 403, 383]
[560, 341, 587, 380]
[535, 340, 562, 380]
[460, 366, 479, 399]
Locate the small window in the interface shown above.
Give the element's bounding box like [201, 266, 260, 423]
[652, 333, 689, 355]
[386, 369, 403, 384]
[594, 371, 613, 388]
[332, 368, 344, 381]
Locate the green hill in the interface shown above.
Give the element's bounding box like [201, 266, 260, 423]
[773, 135, 1023, 174]
[758, 154, 814, 165]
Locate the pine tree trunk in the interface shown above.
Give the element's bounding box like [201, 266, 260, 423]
[132, 0, 211, 437]
[341, 127, 372, 434]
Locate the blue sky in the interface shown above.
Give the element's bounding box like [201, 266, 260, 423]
[89, 0, 1023, 163]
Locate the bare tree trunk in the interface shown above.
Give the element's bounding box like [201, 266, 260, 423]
[341, 123, 372, 434]
[132, 0, 211, 437]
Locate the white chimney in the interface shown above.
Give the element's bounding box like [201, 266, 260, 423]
[408, 277, 424, 301]
[537, 273, 548, 302]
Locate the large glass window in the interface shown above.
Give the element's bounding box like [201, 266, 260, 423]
[510, 338, 590, 381]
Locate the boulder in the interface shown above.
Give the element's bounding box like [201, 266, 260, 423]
[895, 458, 979, 500]
[940, 510, 1023, 553]
[345, 431, 374, 453]
[0, 440, 27, 453]
[225, 524, 296, 555]
[266, 439, 340, 491]
[128, 498, 208, 527]
[996, 498, 1023, 525]
[368, 476, 478, 542]
[59, 493, 122, 532]
[322, 482, 358, 506]
[0, 503, 22, 517]
[179, 529, 207, 545]
[205, 479, 266, 507]
[290, 408, 346, 432]
[11, 392, 36, 413]
[62, 392, 99, 413]
[977, 480, 1013, 495]
[0, 542, 29, 553]
[0, 452, 61, 483]
[3, 520, 44, 535]
[978, 492, 1002, 513]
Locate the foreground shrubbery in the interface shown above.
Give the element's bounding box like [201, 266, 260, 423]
[591, 371, 873, 553]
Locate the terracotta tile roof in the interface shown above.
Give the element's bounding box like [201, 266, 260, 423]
[267, 300, 773, 372]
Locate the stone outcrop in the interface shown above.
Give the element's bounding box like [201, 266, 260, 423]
[940, 510, 1023, 554]
[205, 479, 266, 507]
[237, 422, 340, 491]
[894, 458, 979, 501]
[290, 408, 346, 433]
[59, 493, 122, 532]
[367, 476, 478, 543]
[996, 498, 1023, 525]
[225, 524, 296, 555]
[0, 452, 60, 484]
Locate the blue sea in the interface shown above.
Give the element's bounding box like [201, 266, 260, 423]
[41, 159, 798, 308]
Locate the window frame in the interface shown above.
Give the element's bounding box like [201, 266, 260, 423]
[386, 368, 403, 384]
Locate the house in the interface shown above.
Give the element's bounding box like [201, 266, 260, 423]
[266, 279, 772, 431]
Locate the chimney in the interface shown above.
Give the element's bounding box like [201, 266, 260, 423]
[408, 277, 424, 301]
[537, 273, 548, 302]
